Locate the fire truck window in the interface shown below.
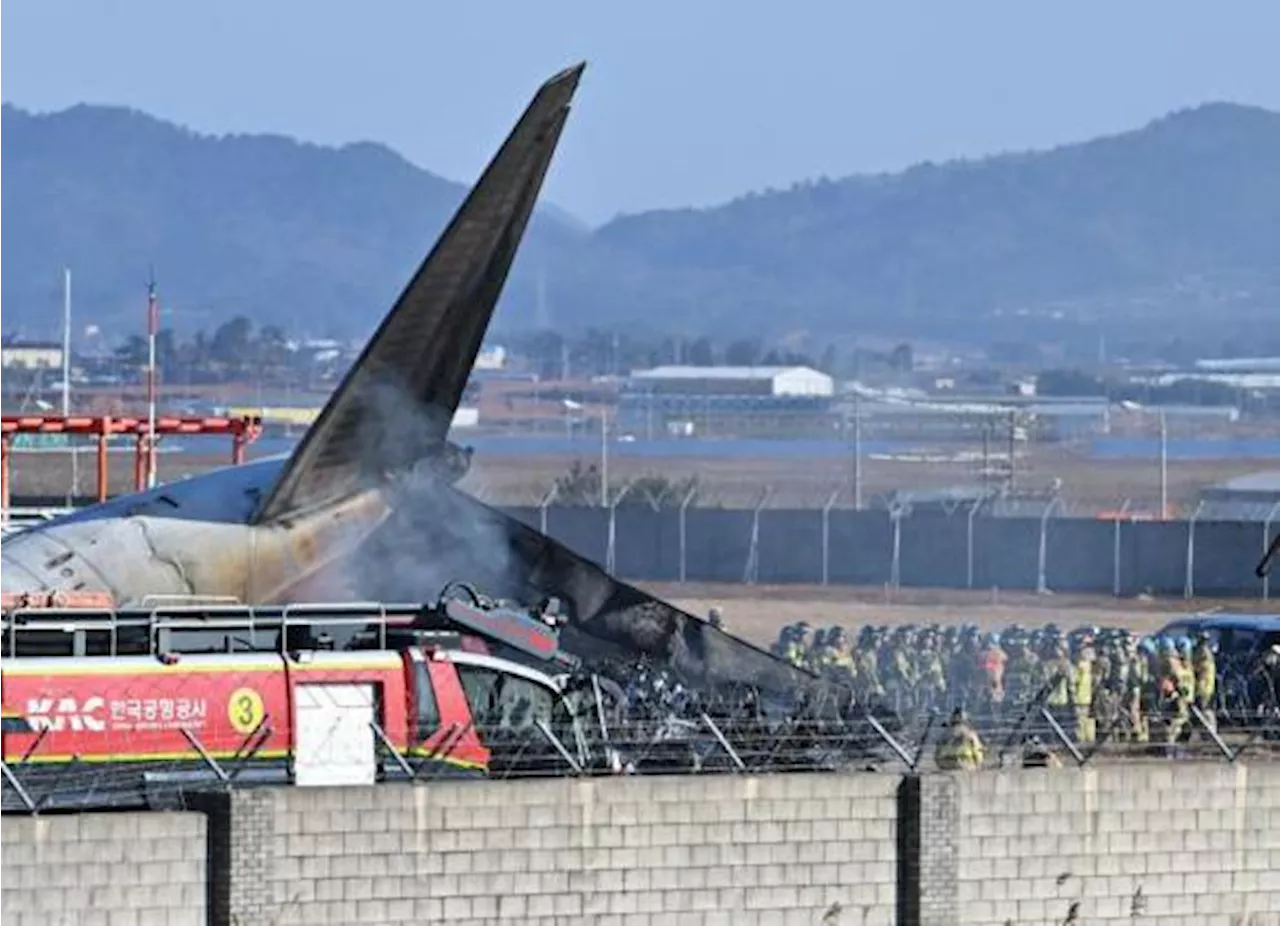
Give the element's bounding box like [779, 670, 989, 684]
[456, 666, 503, 725]
[456, 665, 562, 732]
[412, 659, 440, 742]
[493, 675, 555, 731]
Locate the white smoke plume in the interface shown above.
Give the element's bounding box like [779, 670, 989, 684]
[313, 374, 518, 604]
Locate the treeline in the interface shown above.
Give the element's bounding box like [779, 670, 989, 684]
[504, 328, 915, 380]
[1036, 369, 1251, 406]
[99, 315, 343, 386]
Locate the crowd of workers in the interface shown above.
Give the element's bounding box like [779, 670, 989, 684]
[765, 620, 1280, 770]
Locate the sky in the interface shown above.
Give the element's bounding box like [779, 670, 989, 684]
[4, 1, 1279, 225]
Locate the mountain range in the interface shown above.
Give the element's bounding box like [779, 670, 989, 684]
[4, 100, 1278, 349]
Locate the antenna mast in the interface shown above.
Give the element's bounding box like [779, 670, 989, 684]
[61, 268, 72, 417]
[146, 270, 159, 489]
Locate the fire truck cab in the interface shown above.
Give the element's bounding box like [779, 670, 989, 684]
[1, 589, 591, 810]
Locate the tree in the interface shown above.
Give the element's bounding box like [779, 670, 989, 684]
[553, 460, 601, 506]
[888, 343, 914, 373]
[725, 338, 761, 366]
[210, 316, 254, 367]
[1036, 368, 1105, 397]
[818, 344, 839, 374]
[686, 337, 715, 366]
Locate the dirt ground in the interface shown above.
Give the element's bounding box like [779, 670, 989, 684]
[7, 445, 1272, 514]
[639, 581, 1280, 649]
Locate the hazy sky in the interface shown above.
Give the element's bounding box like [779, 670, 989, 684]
[4, 1, 1278, 224]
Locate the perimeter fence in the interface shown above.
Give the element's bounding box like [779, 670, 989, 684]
[5, 696, 1276, 816]
[497, 499, 1280, 598]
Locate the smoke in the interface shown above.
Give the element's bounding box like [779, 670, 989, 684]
[318, 375, 518, 603]
[305, 374, 840, 707]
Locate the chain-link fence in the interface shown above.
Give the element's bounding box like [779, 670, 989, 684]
[488, 495, 1280, 598]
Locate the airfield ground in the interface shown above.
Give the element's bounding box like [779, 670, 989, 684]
[9, 448, 1278, 648]
[645, 580, 1280, 647]
[8, 444, 1274, 513]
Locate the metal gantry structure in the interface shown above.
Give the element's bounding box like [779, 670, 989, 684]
[0, 414, 262, 519]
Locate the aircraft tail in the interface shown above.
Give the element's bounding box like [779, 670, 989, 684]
[252, 63, 585, 525]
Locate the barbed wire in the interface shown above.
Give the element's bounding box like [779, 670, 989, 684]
[5, 682, 1276, 815]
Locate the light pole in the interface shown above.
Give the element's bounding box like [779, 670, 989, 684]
[1158, 409, 1168, 519]
[600, 409, 609, 508]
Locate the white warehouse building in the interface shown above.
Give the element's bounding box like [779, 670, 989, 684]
[628, 365, 834, 398]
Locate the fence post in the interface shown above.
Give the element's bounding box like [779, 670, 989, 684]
[1263, 502, 1280, 601]
[743, 486, 772, 585]
[1112, 498, 1132, 597]
[1184, 500, 1205, 600]
[606, 483, 634, 575]
[678, 487, 698, 583]
[889, 503, 906, 590]
[821, 488, 841, 586]
[538, 484, 559, 536]
[966, 498, 985, 590]
[1036, 497, 1062, 594]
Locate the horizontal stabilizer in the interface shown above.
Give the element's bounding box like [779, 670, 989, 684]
[253, 63, 585, 524]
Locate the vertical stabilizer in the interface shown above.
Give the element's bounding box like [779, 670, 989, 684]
[253, 63, 584, 524]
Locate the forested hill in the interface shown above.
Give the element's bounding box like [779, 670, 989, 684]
[0, 102, 586, 338]
[4, 101, 1279, 345]
[581, 102, 1280, 342]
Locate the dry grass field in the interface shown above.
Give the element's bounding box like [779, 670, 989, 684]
[9, 446, 1277, 652]
[9, 444, 1273, 514]
[642, 581, 1280, 649]
[468, 446, 1270, 513]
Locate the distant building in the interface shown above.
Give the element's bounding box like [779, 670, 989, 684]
[628, 365, 834, 398]
[473, 345, 507, 371]
[620, 366, 835, 438]
[1, 339, 63, 370]
[1199, 471, 1280, 521]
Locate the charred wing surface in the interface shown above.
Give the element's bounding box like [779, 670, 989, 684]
[347, 481, 833, 701]
[253, 64, 583, 525]
[501, 508, 825, 696]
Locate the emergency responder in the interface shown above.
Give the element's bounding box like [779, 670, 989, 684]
[981, 632, 1007, 709]
[855, 632, 885, 703]
[1192, 632, 1217, 733]
[1005, 634, 1040, 705]
[919, 631, 947, 710]
[786, 623, 811, 668]
[1158, 639, 1192, 746]
[1046, 640, 1074, 727]
[1254, 644, 1280, 710]
[1072, 635, 1095, 743]
[1121, 635, 1150, 744]
[935, 708, 984, 771]
[1022, 734, 1063, 769]
[817, 627, 854, 678]
[1173, 638, 1197, 745]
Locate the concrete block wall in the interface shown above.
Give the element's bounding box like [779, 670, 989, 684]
[234, 774, 902, 926]
[0, 812, 206, 926]
[955, 763, 1280, 925]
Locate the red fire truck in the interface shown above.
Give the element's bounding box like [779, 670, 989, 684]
[1, 587, 590, 809]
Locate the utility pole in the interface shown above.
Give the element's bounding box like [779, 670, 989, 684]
[852, 393, 863, 510]
[63, 267, 76, 503]
[1007, 409, 1018, 491]
[61, 268, 72, 417]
